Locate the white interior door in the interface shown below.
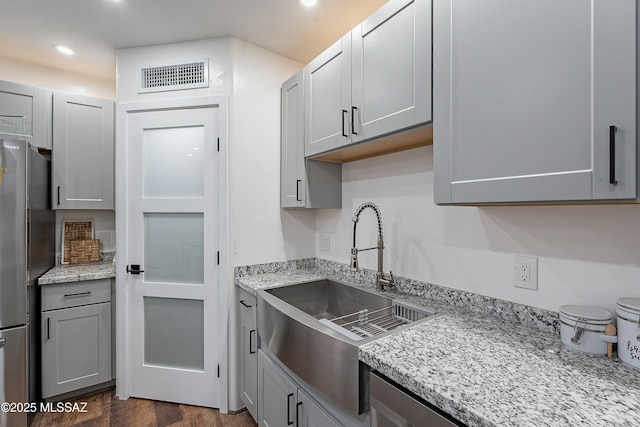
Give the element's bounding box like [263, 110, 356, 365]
[126, 105, 221, 407]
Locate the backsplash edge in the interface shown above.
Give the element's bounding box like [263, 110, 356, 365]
[234, 257, 560, 334]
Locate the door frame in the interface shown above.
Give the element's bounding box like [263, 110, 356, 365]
[115, 96, 229, 411]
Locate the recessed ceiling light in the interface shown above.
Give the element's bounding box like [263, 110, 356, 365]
[300, 0, 317, 6]
[54, 45, 75, 56]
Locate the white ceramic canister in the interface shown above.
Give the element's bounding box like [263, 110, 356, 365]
[616, 297, 640, 370]
[559, 305, 614, 356]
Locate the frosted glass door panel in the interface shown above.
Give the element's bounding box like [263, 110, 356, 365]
[144, 297, 204, 370]
[144, 213, 204, 284]
[144, 126, 204, 198]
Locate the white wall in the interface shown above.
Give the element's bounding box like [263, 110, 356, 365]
[228, 38, 315, 266]
[315, 145, 640, 314]
[116, 38, 233, 103]
[0, 56, 115, 99]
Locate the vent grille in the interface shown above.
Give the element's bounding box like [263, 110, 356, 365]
[139, 58, 209, 93]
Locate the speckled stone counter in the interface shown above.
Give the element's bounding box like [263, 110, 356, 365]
[38, 252, 116, 285]
[236, 258, 640, 427]
[360, 311, 640, 427]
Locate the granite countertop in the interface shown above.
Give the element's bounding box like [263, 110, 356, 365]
[38, 252, 116, 285]
[236, 267, 328, 295]
[360, 311, 640, 427]
[237, 262, 640, 427]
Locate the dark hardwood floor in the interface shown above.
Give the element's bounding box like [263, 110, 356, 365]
[29, 388, 258, 427]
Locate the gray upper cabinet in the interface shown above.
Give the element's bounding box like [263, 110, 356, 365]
[52, 92, 115, 209]
[433, 0, 637, 204]
[304, 0, 431, 159]
[0, 80, 50, 149]
[282, 71, 307, 208]
[351, 0, 431, 144]
[282, 71, 342, 209]
[304, 34, 352, 158]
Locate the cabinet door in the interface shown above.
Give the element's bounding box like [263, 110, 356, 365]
[282, 71, 342, 209]
[433, 0, 636, 204]
[282, 71, 305, 208]
[297, 389, 340, 427]
[42, 302, 111, 398]
[0, 81, 49, 149]
[351, 0, 431, 143]
[240, 313, 258, 421]
[304, 34, 352, 157]
[52, 92, 115, 209]
[258, 350, 298, 427]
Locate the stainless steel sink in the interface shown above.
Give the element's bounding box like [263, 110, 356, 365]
[257, 278, 437, 415]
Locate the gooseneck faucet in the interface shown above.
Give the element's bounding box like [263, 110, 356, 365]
[350, 202, 395, 291]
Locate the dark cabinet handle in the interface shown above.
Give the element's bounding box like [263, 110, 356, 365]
[341, 110, 348, 137]
[287, 393, 294, 425]
[57, 186, 61, 206]
[46, 317, 50, 340]
[296, 401, 303, 425]
[610, 125, 618, 185]
[64, 292, 91, 298]
[351, 106, 358, 135]
[296, 180, 302, 202]
[249, 330, 256, 354]
[239, 300, 252, 308]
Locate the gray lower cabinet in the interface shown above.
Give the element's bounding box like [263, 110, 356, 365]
[281, 71, 341, 209]
[239, 288, 258, 420]
[52, 91, 114, 209]
[257, 349, 340, 427]
[304, 0, 431, 158]
[297, 389, 341, 427]
[433, 0, 637, 204]
[0, 80, 49, 149]
[41, 279, 112, 399]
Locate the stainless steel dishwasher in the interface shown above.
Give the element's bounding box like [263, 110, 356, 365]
[370, 371, 464, 427]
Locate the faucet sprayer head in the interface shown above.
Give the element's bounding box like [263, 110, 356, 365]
[350, 247, 359, 271]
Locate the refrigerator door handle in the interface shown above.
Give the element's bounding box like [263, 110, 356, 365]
[0, 338, 5, 348]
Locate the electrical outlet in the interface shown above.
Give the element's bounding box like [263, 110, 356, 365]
[514, 255, 538, 290]
[98, 231, 111, 248]
[319, 234, 331, 252]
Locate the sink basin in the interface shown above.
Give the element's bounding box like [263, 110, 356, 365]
[257, 278, 437, 415]
[264, 278, 391, 318]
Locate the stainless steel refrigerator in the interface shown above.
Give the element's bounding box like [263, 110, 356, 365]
[0, 137, 55, 427]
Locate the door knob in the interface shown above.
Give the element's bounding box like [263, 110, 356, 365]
[126, 264, 145, 275]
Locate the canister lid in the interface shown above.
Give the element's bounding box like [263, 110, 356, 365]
[559, 305, 613, 323]
[617, 297, 640, 314]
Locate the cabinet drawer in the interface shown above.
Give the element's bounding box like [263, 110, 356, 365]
[238, 287, 256, 322]
[42, 279, 111, 311]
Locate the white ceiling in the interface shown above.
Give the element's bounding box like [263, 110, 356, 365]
[0, 0, 387, 81]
